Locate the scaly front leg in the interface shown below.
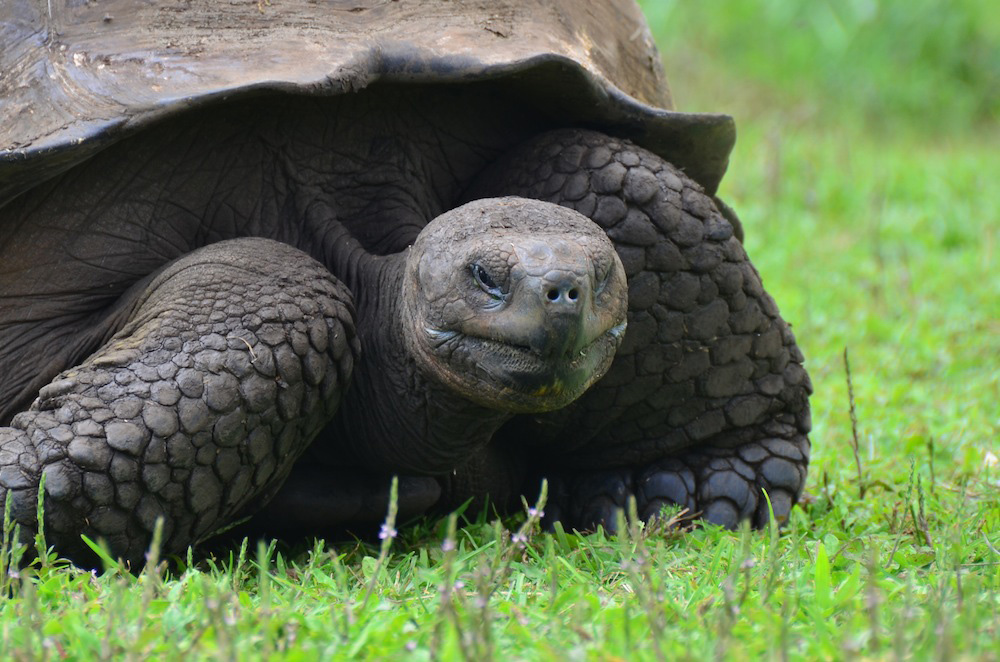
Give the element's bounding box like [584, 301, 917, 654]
[468, 129, 811, 530]
[0, 238, 357, 566]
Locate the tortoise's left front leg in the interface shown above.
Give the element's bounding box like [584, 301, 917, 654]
[540, 434, 810, 531]
[467, 129, 811, 531]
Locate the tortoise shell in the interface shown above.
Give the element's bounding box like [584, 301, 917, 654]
[0, 0, 735, 205]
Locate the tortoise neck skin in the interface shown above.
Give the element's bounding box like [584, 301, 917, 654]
[313, 253, 511, 476]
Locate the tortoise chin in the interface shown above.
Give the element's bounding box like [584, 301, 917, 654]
[426, 321, 626, 413]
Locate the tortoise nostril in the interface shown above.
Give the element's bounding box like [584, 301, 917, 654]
[546, 285, 582, 304]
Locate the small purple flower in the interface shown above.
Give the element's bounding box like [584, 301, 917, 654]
[511, 532, 527, 546]
[441, 538, 456, 552]
[378, 523, 397, 540]
[527, 507, 544, 519]
[406, 641, 417, 652]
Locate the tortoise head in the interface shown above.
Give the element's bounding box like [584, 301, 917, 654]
[401, 197, 627, 413]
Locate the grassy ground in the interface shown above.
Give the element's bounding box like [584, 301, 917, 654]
[2, 1, 998, 659]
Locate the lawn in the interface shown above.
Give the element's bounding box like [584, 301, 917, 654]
[2, 1, 998, 659]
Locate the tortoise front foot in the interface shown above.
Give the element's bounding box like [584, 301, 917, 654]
[550, 434, 809, 533]
[0, 238, 357, 567]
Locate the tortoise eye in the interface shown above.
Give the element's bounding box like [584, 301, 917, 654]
[471, 264, 501, 296]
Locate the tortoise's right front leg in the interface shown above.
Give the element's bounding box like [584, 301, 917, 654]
[0, 238, 358, 567]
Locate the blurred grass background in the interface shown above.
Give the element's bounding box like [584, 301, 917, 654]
[644, 0, 1000, 135]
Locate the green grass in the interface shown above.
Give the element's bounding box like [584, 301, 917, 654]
[2, 1, 998, 659]
[644, 0, 1000, 135]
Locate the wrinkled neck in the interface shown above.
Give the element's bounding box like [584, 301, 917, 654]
[318, 254, 511, 475]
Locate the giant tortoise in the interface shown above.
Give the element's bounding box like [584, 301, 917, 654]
[0, 0, 811, 566]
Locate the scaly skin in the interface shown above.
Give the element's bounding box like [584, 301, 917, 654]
[465, 129, 812, 530]
[0, 239, 357, 566]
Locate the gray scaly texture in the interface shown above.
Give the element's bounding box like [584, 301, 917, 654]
[469, 129, 812, 530]
[0, 238, 358, 566]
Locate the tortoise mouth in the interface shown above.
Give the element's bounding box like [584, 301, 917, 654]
[425, 321, 626, 412]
